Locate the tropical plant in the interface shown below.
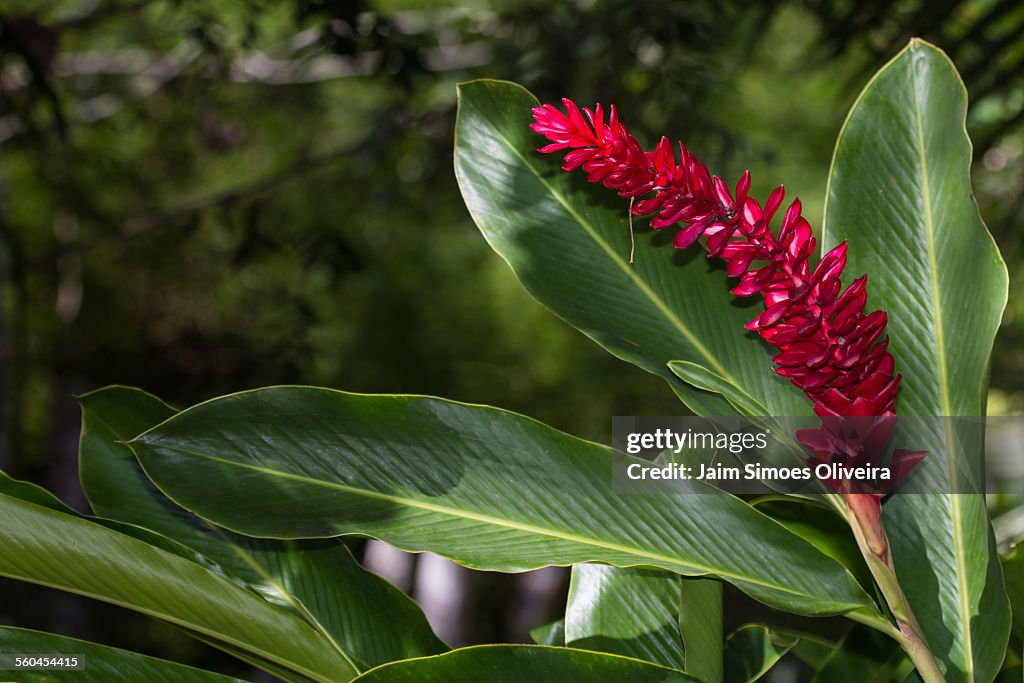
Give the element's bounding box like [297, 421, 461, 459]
[0, 39, 1017, 682]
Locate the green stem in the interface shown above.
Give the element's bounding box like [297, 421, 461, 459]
[845, 500, 947, 683]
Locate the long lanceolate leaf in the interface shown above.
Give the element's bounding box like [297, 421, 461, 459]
[454, 79, 809, 418]
[78, 386, 446, 672]
[0, 492, 356, 683]
[823, 40, 1010, 681]
[130, 387, 875, 617]
[0, 627, 248, 683]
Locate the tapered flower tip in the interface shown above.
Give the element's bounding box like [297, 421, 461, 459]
[814, 242, 848, 283]
[735, 171, 752, 205]
[530, 103, 561, 125]
[763, 185, 785, 221]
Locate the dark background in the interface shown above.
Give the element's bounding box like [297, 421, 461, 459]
[1, 0, 1023, 678]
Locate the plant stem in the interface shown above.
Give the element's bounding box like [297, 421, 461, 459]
[844, 499, 947, 683]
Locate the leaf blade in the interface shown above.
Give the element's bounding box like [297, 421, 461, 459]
[0, 491, 355, 683]
[823, 39, 1010, 682]
[78, 386, 446, 671]
[130, 387, 875, 618]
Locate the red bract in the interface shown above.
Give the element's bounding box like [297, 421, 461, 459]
[531, 99, 902, 419]
[796, 417, 926, 495]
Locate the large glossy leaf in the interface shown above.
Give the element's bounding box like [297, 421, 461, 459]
[130, 387, 876, 617]
[0, 470, 195, 562]
[0, 492, 355, 683]
[0, 471, 319, 683]
[454, 79, 809, 417]
[0, 627, 247, 682]
[78, 386, 445, 671]
[564, 564, 685, 671]
[823, 39, 1010, 681]
[0, 472, 319, 683]
[350, 645, 700, 682]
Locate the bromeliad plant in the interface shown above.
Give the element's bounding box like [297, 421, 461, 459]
[0, 39, 1015, 683]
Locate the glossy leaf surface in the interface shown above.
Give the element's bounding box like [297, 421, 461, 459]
[752, 498, 874, 596]
[530, 620, 566, 646]
[78, 386, 445, 671]
[564, 564, 685, 671]
[131, 387, 875, 617]
[824, 40, 1010, 681]
[0, 492, 355, 683]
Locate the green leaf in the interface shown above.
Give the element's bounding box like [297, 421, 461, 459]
[823, 39, 1010, 681]
[0, 627, 248, 682]
[0, 470, 196, 562]
[78, 386, 446, 671]
[350, 645, 701, 682]
[454, 79, 810, 417]
[0, 492, 355, 683]
[564, 564, 685, 671]
[992, 659, 1022, 683]
[677, 577, 723, 683]
[0, 469, 325, 683]
[130, 387, 876, 618]
[530, 620, 565, 646]
[667, 361, 769, 417]
[723, 625, 797, 683]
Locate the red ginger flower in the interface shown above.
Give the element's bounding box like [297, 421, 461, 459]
[531, 99, 903, 421]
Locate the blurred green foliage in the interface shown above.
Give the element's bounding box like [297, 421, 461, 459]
[1, 0, 1022, 672]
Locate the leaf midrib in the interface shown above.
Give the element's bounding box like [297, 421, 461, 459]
[139, 441, 864, 609]
[909, 47, 973, 678]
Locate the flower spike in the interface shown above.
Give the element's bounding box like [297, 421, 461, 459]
[531, 100, 902, 420]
